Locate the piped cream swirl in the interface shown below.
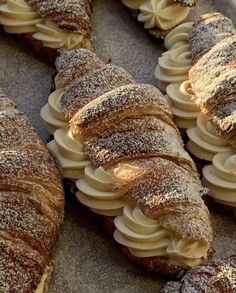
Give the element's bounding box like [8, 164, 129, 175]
[40, 89, 89, 179]
[34, 269, 50, 293]
[155, 21, 193, 91]
[0, 0, 91, 49]
[122, 0, 190, 30]
[114, 203, 208, 267]
[76, 165, 124, 216]
[167, 80, 199, 129]
[164, 22, 193, 50]
[33, 21, 91, 50]
[155, 44, 192, 91]
[186, 114, 234, 161]
[40, 89, 68, 134]
[0, 0, 42, 33]
[47, 128, 90, 180]
[202, 152, 236, 208]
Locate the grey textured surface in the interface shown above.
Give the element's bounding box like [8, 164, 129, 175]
[0, 0, 236, 292]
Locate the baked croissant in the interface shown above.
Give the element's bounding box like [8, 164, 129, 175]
[0, 88, 64, 292]
[189, 12, 236, 64]
[161, 256, 236, 292]
[41, 48, 213, 277]
[155, 13, 235, 135]
[0, 0, 93, 63]
[189, 35, 236, 146]
[121, 0, 196, 38]
[156, 12, 235, 152]
[156, 13, 236, 213]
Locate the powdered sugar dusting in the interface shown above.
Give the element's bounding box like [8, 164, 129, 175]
[0, 89, 64, 292]
[62, 64, 135, 118]
[161, 256, 236, 292]
[58, 49, 213, 264]
[55, 48, 104, 88]
[190, 12, 235, 63]
[26, 0, 92, 36]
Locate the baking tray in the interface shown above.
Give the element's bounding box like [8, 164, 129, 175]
[0, 0, 236, 292]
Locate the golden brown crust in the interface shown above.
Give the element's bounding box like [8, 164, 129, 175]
[190, 12, 236, 64]
[161, 256, 236, 292]
[0, 108, 44, 150]
[62, 64, 136, 119]
[0, 89, 64, 292]
[70, 83, 175, 139]
[55, 48, 104, 88]
[111, 157, 212, 245]
[80, 116, 179, 141]
[51, 49, 213, 276]
[189, 35, 236, 146]
[25, 0, 92, 37]
[84, 125, 195, 171]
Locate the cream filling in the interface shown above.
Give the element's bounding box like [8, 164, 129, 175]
[40, 89, 68, 135]
[186, 114, 233, 161]
[155, 44, 192, 91]
[154, 21, 193, 92]
[75, 165, 124, 216]
[0, 0, 91, 49]
[0, 0, 42, 33]
[35, 271, 49, 293]
[41, 89, 90, 179]
[75, 172, 209, 266]
[54, 74, 65, 90]
[114, 203, 208, 267]
[122, 0, 190, 30]
[47, 128, 90, 180]
[202, 152, 236, 208]
[33, 20, 91, 50]
[167, 80, 199, 129]
[164, 22, 193, 50]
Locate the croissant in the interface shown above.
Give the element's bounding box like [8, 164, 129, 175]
[40, 48, 213, 277]
[161, 256, 236, 292]
[155, 13, 235, 142]
[156, 13, 236, 214]
[189, 36, 236, 146]
[0, 88, 64, 292]
[0, 0, 93, 63]
[121, 0, 196, 39]
[156, 12, 235, 90]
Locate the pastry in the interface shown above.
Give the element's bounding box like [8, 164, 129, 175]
[155, 13, 235, 131]
[189, 34, 236, 214]
[40, 48, 213, 277]
[121, 0, 196, 38]
[189, 35, 236, 145]
[0, 0, 93, 63]
[156, 13, 236, 213]
[161, 256, 236, 292]
[0, 88, 64, 292]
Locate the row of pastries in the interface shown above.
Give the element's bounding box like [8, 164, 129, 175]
[156, 13, 236, 211]
[0, 1, 235, 292]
